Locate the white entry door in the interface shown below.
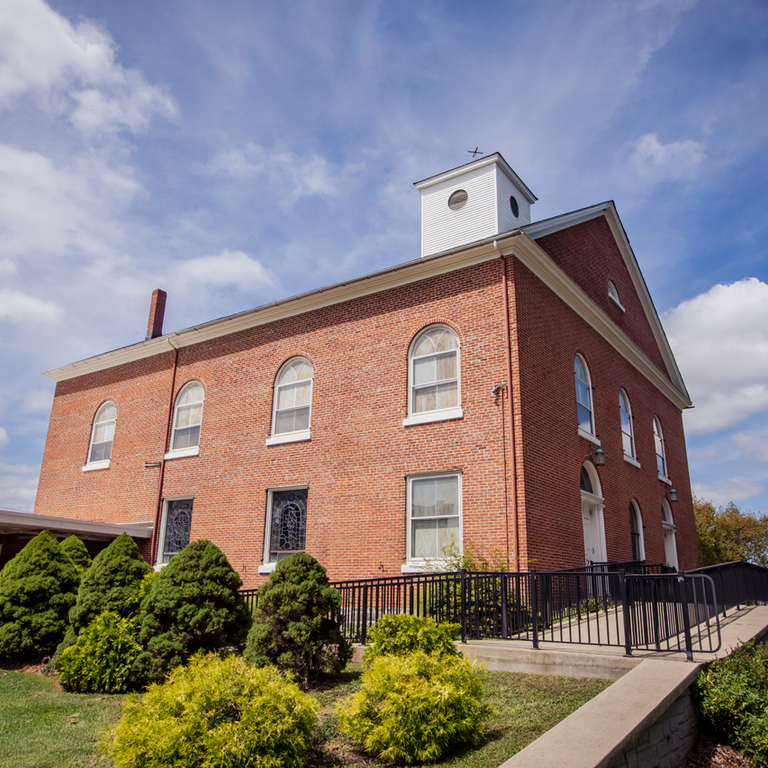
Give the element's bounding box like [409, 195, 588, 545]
[581, 498, 606, 565]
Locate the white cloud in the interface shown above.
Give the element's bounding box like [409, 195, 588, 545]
[0, 288, 62, 325]
[665, 279, 768, 434]
[175, 250, 276, 292]
[209, 142, 357, 206]
[626, 132, 705, 184]
[732, 431, 768, 463]
[0, 461, 39, 512]
[0, 0, 176, 134]
[692, 479, 765, 508]
[19, 389, 54, 415]
[0, 427, 8, 450]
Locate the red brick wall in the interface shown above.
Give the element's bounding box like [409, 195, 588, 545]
[512, 258, 698, 571]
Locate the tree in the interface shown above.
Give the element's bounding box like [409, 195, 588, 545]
[0, 531, 78, 663]
[59, 535, 92, 577]
[139, 540, 251, 682]
[694, 496, 768, 567]
[244, 553, 351, 684]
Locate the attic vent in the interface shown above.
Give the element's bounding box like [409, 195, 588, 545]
[510, 196, 519, 217]
[448, 189, 468, 210]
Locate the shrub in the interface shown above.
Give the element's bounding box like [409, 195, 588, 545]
[365, 614, 460, 663]
[107, 653, 318, 768]
[59, 535, 92, 576]
[337, 651, 489, 764]
[0, 531, 78, 663]
[695, 640, 768, 762]
[139, 540, 251, 682]
[244, 553, 351, 684]
[56, 612, 143, 693]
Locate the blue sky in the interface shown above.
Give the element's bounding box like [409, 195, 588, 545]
[1, 0, 767, 515]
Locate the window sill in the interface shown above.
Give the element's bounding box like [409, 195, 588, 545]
[82, 460, 110, 472]
[401, 564, 425, 574]
[265, 430, 311, 446]
[164, 446, 200, 460]
[578, 428, 601, 446]
[403, 407, 464, 427]
[658, 473, 672, 485]
[258, 563, 277, 574]
[623, 455, 641, 469]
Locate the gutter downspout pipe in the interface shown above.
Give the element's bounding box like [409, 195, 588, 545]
[495, 241, 520, 572]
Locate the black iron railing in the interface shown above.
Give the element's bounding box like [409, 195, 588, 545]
[689, 560, 768, 615]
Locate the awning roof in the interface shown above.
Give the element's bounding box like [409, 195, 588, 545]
[0, 508, 153, 541]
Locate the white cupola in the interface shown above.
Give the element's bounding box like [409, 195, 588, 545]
[414, 152, 537, 258]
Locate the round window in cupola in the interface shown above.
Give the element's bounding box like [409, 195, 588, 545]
[510, 195, 520, 217]
[448, 189, 468, 210]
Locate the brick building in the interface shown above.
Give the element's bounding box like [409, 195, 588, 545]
[33, 153, 697, 586]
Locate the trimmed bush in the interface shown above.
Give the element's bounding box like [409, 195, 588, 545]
[69, 533, 151, 634]
[59, 535, 92, 576]
[365, 614, 460, 663]
[244, 553, 351, 684]
[139, 539, 251, 682]
[695, 640, 768, 763]
[338, 651, 489, 764]
[56, 611, 143, 693]
[107, 653, 318, 768]
[0, 531, 78, 663]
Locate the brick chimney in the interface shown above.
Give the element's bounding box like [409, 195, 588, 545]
[146, 289, 167, 340]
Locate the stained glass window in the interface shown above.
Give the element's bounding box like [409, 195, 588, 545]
[268, 489, 307, 563]
[160, 498, 193, 563]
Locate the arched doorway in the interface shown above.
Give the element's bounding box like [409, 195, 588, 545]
[580, 463, 607, 565]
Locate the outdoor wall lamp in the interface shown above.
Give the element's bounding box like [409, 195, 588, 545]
[590, 448, 606, 467]
[668, 488, 678, 503]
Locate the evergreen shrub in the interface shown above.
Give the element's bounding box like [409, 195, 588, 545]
[0, 531, 78, 663]
[338, 651, 489, 764]
[59, 535, 92, 576]
[107, 653, 318, 768]
[56, 611, 143, 693]
[139, 539, 251, 682]
[365, 614, 460, 663]
[244, 552, 351, 684]
[695, 640, 768, 763]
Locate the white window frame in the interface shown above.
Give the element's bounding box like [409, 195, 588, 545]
[653, 416, 669, 482]
[156, 496, 194, 567]
[662, 499, 678, 570]
[83, 400, 116, 471]
[403, 325, 463, 427]
[608, 280, 625, 312]
[630, 500, 645, 561]
[259, 485, 309, 573]
[266, 358, 313, 446]
[166, 381, 204, 459]
[575, 354, 597, 441]
[619, 389, 638, 464]
[403, 471, 462, 572]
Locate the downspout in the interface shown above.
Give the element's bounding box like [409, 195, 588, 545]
[149, 342, 179, 565]
[496, 243, 520, 572]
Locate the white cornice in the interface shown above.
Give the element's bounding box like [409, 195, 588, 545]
[0, 508, 153, 539]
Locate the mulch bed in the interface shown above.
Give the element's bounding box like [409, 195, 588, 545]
[686, 737, 756, 768]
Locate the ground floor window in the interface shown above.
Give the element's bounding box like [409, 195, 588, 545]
[159, 497, 193, 564]
[265, 487, 308, 564]
[407, 473, 461, 563]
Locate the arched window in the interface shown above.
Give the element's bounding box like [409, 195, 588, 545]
[170, 382, 204, 453]
[271, 357, 313, 438]
[407, 325, 461, 421]
[653, 416, 667, 479]
[662, 500, 678, 570]
[574, 355, 595, 437]
[86, 401, 116, 466]
[619, 389, 636, 460]
[630, 500, 645, 561]
[608, 280, 624, 311]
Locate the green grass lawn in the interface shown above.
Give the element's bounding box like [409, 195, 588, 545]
[0, 664, 610, 768]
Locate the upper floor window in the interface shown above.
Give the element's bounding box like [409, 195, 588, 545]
[271, 357, 313, 440]
[85, 401, 116, 468]
[406, 325, 461, 424]
[619, 389, 636, 460]
[574, 355, 595, 437]
[653, 416, 668, 479]
[608, 280, 625, 311]
[170, 382, 204, 454]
